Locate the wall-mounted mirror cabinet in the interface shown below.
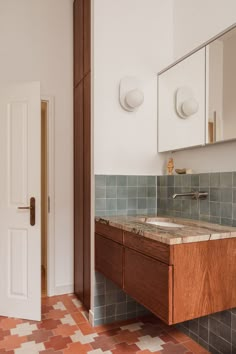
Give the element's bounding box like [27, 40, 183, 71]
[158, 24, 236, 152]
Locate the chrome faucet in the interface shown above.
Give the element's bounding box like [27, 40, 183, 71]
[172, 191, 208, 200]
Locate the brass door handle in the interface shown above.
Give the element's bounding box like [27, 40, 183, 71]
[18, 197, 35, 226]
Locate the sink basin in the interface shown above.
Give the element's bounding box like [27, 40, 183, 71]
[146, 221, 184, 228]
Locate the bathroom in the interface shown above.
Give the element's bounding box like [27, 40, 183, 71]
[0, 1, 236, 353]
[93, 1, 236, 353]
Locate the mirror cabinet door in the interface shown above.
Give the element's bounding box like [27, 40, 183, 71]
[206, 27, 236, 144]
[158, 48, 206, 152]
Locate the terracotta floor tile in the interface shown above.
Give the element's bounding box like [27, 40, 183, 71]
[114, 329, 141, 345]
[44, 334, 72, 351]
[0, 328, 11, 341]
[70, 311, 87, 324]
[63, 341, 93, 354]
[39, 350, 63, 354]
[53, 324, 78, 337]
[184, 340, 209, 353]
[138, 324, 163, 338]
[112, 342, 140, 353]
[167, 328, 191, 343]
[0, 334, 27, 351]
[0, 318, 23, 331]
[91, 334, 118, 351]
[159, 332, 179, 344]
[137, 351, 161, 354]
[27, 328, 54, 343]
[45, 309, 68, 320]
[0, 294, 209, 354]
[38, 319, 61, 330]
[161, 342, 191, 354]
[79, 322, 98, 335]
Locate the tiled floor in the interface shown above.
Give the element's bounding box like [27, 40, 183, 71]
[0, 294, 210, 353]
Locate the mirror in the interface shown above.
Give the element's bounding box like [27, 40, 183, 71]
[207, 26, 236, 144]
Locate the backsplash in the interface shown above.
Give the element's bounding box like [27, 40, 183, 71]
[94, 172, 236, 353]
[95, 175, 157, 216]
[157, 172, 236, 227]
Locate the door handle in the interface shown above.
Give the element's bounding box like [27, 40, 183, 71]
[18, 197, 36, 226]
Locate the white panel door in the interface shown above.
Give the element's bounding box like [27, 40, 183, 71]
[158, 48, 206, 152]
[0, 82, 41, 321]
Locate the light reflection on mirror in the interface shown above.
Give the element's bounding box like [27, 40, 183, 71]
[207, 26, 236, 144]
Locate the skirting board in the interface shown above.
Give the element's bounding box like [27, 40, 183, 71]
[89, 309, 94, 327]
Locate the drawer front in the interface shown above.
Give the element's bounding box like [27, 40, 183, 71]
[95, 234, 123, 288]
[95, 222, 123, 244]
[124, 248, 173, 324]
[124, 231, 171, 264]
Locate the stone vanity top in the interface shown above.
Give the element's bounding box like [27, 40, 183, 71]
[95, 215, 236, 245]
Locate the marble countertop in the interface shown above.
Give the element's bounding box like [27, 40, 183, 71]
[95, 215, 236, 245]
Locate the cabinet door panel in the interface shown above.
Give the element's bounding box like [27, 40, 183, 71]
[173, 239, 236, 324]
[158, 48, 206, 152]
[95, 234, 123, 288]
[124, 248, 173, 324]
[95, 222, 123, 244]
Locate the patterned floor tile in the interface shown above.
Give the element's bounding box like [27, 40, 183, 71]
[44, 334, 72, 351]
[53, 323, 78, 337]
[27, 328, 54, 344]
[0, 334, 27, 351]
[136, 335, 165, 352]
[112, 342, 140, 353]
[0, 294, 210, 354]
[11, 322, 38, 336]
[14, 341, 45, 354]
[160, 342, 190, 353]
[70, 329, 98, 344]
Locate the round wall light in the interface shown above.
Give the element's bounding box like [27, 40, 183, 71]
[119, 76, 144, 112]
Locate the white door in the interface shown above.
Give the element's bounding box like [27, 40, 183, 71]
[0, 82, 41, 321]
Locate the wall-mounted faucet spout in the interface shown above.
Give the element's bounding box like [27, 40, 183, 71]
[172, 191, 208, 200]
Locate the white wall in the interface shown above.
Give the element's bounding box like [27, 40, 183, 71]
[171, 0, 236, 173]
[93, 0, 174, 175]
[0, 0, 74, 293]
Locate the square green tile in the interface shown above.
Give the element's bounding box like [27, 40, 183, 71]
[106, 186, 116, 198]
[128, 176, 138, 186]
[95, 187, 106, 199]
[106, 175, 117, 186]
[117, 186, 128, 198]
[95, 175, 106, 187]
[220, 172, 233, 187]
[117, 175, 127, 186]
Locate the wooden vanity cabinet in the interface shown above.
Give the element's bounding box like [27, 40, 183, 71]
[95, 234, 123, 288]
[124, 248, 173, 323]
[95, 222, 236, 325]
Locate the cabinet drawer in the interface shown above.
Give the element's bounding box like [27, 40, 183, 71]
[124, 231, 171, 264]
[124, 248, 173, 324]
[95, 234, 123, 288]
[95, 222, 123, 244]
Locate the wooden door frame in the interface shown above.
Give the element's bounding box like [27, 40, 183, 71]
[41, 95, 55, 297]
[73, 0, 91, 311]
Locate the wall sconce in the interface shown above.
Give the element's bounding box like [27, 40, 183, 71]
[176, 87, 199, 119]
[119, 76, 144, 112]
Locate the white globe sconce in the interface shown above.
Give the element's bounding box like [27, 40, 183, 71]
[119, 77, 144, 112]
[176, 87, 199, 119]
